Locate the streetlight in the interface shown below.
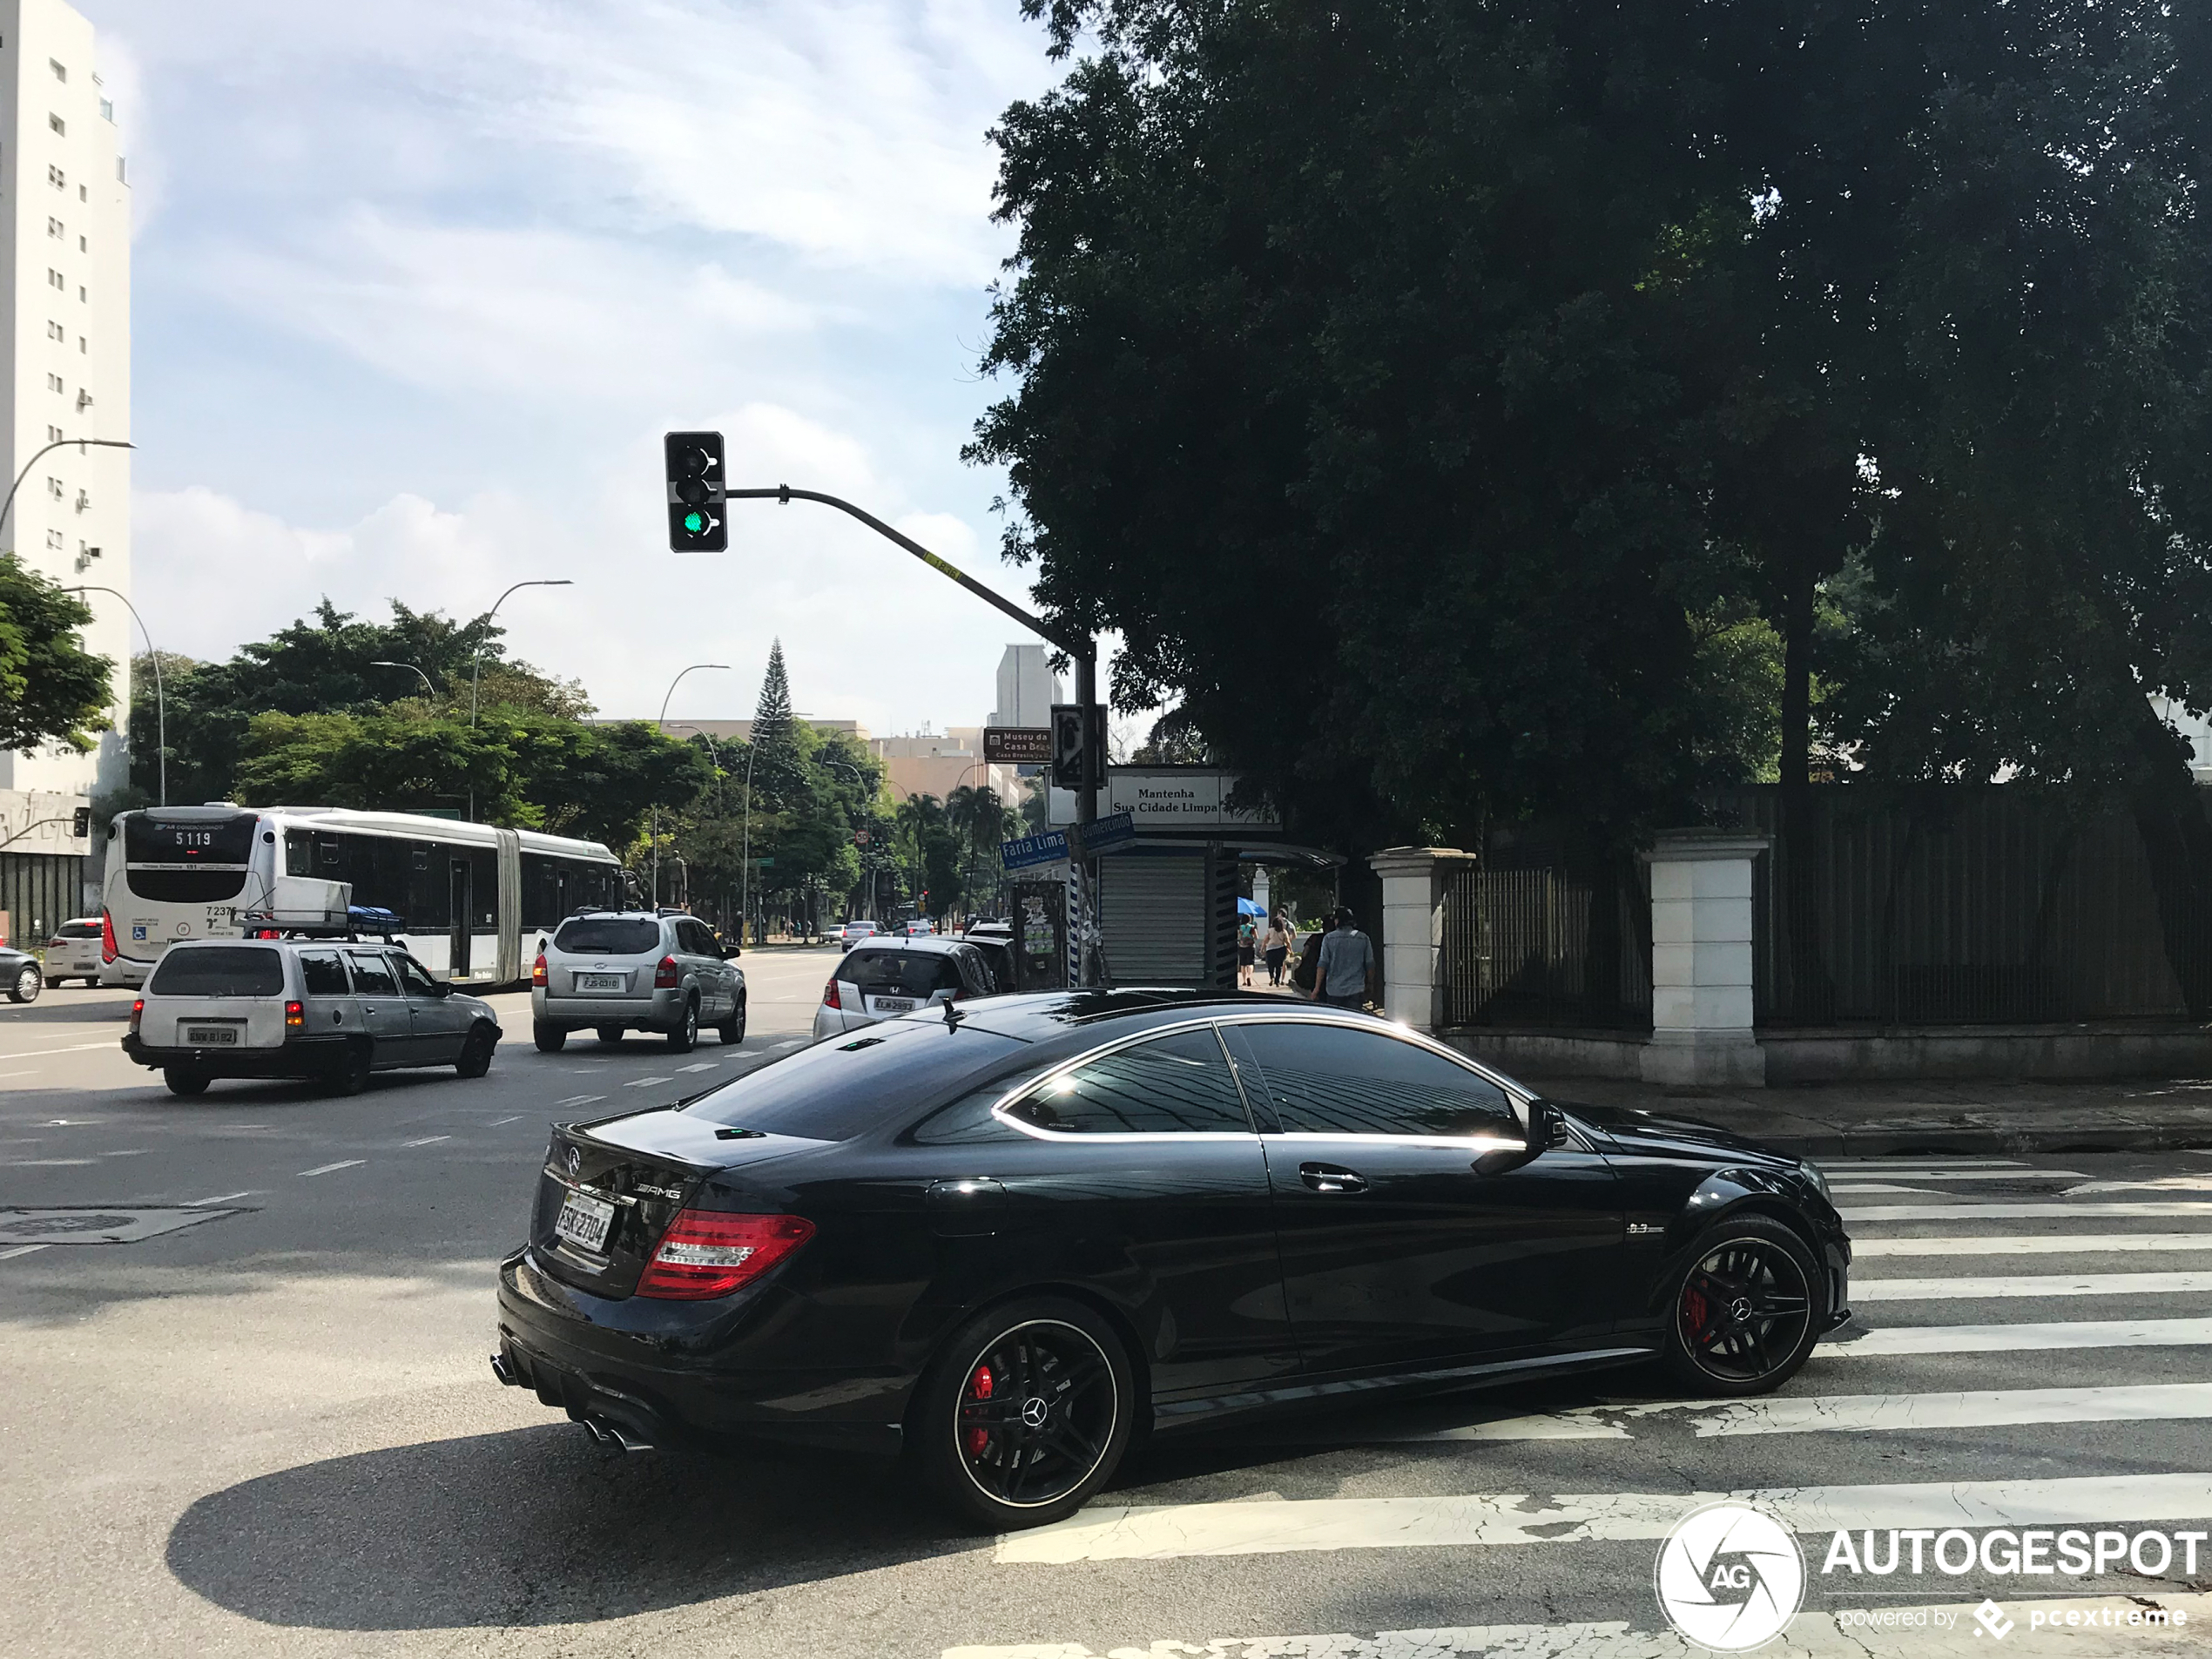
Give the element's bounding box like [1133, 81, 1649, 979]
[2, 437, 134, 550]
[369, 661, 435, 700]
[61, 583, 163, 806]
[652, 663, 730, 907]
[469, 579, 572, 727]
[671, 724, 724, 812]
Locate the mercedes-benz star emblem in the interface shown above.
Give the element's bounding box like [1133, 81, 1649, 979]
[564, 1146, 582, 1178]
[1730, 1296, 1754, 1324]
[1021, 1396, 1049, 1428]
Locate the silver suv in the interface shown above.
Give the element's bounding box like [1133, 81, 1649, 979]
[122, 936, 501, 1097]
[531, 909, 744, 1053]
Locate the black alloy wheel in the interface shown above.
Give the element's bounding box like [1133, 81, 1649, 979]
[9, 965, 39, 1004]
[914, 1298, 1132, 1530]
[327, 1041, 373, 1097]
[1662, 1215, 1824, 1396]
[666, 998, 698, 1054]
[717, 995, 745, 1046]
[533, 1022, 567, 1053]
[163, 1067, 209, 1097]
[455, 1026, 496, 1078]
[596, 1026, 625, 1046]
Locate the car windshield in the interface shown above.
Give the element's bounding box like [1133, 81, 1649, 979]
[148, 947, 285, 997]
[846, 949, 961, 997]
[682, 1020, 1027, 1139]
[553, 917, 661, 955]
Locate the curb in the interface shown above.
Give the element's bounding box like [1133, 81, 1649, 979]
[1712, 1123, 2212, 1160]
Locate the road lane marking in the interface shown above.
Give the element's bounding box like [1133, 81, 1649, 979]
[1856, 1271, 2212, 1300]
[1829, 1184, 1946, 1195]
[488, 1116, 522, 1126]
[1827, 1318, 2212, 1356]
[1854, 1232, 2212, 1256]
[943, 1595, 2212, 1658]
[2067, 1174, 2212, 1195]
[624, 1076, 673, 1088]
[0, 1244, 45, 1259]
[1407, 1382, 2212, 1443]
[1843, 1202, 2212, 1222]
[1822, 1157, 2026, 1167]
[185, 1191, 256, 1206]
[1827, 1168, 2087, 1182]
[994, 1472, 2212, 1563]
[297, 1160, 364, 1177]
[5, 1158, 93, 1166]
[552, 1095, 604, 1108]
[0, 1041, 127, 1062]
[678, 1062, 717, 1073]
[400, 1136, 449, 1148]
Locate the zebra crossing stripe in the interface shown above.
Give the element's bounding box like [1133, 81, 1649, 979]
[1855, 1271, 2212, 1300]
[1827, 1318, 2212, 1357]
[1841, 1202, 2212, 1222]
[1822, 1157, 2026, 1168]
[1853, 1232, 2212, 1258]
[1409, 1382, 2212, 1442]
[944, 1594, 2212, 1657]
[1828, 1169, 2087, 1182]
[1830, 1184, 1947, 1195]
[993, 1472, 2212, 1563]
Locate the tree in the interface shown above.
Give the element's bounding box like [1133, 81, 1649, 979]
[0, 556, 111, 756]
[748, 639, 800, 806]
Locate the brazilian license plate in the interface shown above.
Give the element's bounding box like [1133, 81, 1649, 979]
[185, 1025, 240, 1046]
[554, 1189, 616, 1253]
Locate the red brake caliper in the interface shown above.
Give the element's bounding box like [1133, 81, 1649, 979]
[1683, 1284, 1709, 1338]
[964, 1363, 994, 1458]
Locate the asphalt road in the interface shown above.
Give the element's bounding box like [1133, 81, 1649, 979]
[4, 954, 2211, 1656]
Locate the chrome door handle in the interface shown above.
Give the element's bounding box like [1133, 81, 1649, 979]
[1299, 1162, 1367, 1194]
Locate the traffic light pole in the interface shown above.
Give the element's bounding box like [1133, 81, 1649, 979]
[718, 484, 1103, 979]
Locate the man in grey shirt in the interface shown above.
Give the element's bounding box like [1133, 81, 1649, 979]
[1310, 906, 1377, 1008]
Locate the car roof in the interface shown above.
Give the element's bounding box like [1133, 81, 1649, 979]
[845, 934, 969, 954]
[937, 988, 1377, 1039]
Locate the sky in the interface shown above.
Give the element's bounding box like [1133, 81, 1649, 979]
[84, 0, 1094, 738]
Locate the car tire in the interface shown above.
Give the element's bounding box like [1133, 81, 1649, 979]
[666, 998, 698, 1054]
[1661, 1213, 1827, 1398]
[455, 1025, 496, 1078]
[911, 1296, 1135, 1532]
[327, 1041, 374, 1097]
[8, 965, 40, 1003]
[717, 996, 746, 1046]
[163, 1067, 209, 1097]
[596, 1025, 625, 1046]
[532, 1022, 567, 1054]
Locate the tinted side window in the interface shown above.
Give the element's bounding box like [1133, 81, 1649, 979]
[1236, 1022, 1515, 1137]
[347, 953, 399, 996]
[392, 955, 438, 996]
[297, 951, 350, 996]
[1007, 1027, 1252, 1135]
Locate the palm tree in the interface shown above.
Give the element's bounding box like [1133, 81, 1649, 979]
[946, 785, 1006, 916]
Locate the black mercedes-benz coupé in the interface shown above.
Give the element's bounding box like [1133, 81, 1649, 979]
[495, 992, 1850, 1528]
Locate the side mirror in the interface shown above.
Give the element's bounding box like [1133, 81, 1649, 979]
[431, 980, 453, 998]
[723, 944, 742, 959]
[1474, 1099, 1553, 1177]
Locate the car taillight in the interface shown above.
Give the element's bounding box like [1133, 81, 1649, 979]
[285, 1000, 305, 1030]
[531, 952, 547, 988]
[129, 998, 143, 1034]
[636, 1211, 814, 1300]
[654, 954, 679, 989]
[822, 975, 841, 1009]
[100, 910, 117, 964]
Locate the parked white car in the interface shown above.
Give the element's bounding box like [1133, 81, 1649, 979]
[43, 918, 103, 987]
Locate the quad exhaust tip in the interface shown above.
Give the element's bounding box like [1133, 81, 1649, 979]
[580, 1415, 655, 1453]
[489, 1352, 518, 1386]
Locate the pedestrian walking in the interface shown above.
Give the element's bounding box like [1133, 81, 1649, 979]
[1290, 912, 1333, 994]
[1309, 905, 1377, 1009]
[1238, 916, 1257, 987]
[1262, 914, 1292, 986]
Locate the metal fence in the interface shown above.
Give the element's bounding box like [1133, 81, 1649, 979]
[0, 853, 91, 950]
[1442, 858, 1653, 1030]
[1721, 786, 2202, 1027]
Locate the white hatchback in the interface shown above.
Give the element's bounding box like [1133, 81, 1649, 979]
[813, 936, 998, 1039]
[43, 918, 103, 987]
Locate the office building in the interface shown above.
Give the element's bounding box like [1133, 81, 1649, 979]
[988, 644, 1061, 730]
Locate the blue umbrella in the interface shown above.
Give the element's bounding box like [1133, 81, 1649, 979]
[1237, 897, 1264, 917]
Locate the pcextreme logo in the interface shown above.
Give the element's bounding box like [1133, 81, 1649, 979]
[1655, 1501, 1808, 1652]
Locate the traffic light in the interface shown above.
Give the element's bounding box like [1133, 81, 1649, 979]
[71, 806, 91, 837]
[664, 430, 727, 552]
[1049, 703, 1106, 790]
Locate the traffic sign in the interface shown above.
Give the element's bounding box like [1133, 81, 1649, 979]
[1001, 828, 1069, 871]
[984, 725, 1053, 765]
[1049, 703, 1106, 789]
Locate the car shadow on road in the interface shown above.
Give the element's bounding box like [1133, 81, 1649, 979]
[165, 1424, 977, 1629]
[0, 995, 132, 1026]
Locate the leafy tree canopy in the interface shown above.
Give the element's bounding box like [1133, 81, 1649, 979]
[0, 556, 111, 755]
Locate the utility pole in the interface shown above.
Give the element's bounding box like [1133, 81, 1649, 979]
[63, 583, 164, 806]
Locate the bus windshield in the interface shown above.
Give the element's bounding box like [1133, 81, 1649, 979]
[121, 810, 259, 903]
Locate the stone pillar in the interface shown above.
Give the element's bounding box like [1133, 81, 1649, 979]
[1642, 831, 1770, 1087]
[1367, 846, 1475, 1031]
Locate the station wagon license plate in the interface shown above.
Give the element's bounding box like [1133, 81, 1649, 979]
[185, 1025, 240, 1045]
[575, 973, 626, 993]
[871, 996, 915, 1015]
[554, 1188, 616, 1254]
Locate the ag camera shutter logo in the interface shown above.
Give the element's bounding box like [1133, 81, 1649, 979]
[1654, 1501, 1806, 1651]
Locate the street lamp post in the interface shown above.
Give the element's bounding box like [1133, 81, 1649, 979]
[369, 660, 435, 700]
[2, 437, 134, 550]
[671, 724, 724, 813]
[61, 583, 163, 807]
[468, 579, 572, 727]
[652, 663, 730, 907]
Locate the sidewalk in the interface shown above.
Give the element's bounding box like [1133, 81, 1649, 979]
[1541, 1074, 2212, 1158]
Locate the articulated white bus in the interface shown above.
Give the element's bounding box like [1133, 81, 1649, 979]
[99, 804, 629, 988]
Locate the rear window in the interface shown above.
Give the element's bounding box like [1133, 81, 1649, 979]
[846, 949, 961, 997]
[55, 921, 99, 939]
[148, 947, 285, 998]
[554, 917, 661, 955]
[682, 1021, 1027, 1140]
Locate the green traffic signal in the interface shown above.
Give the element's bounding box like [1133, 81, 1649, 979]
[684, 510, 706, 534]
